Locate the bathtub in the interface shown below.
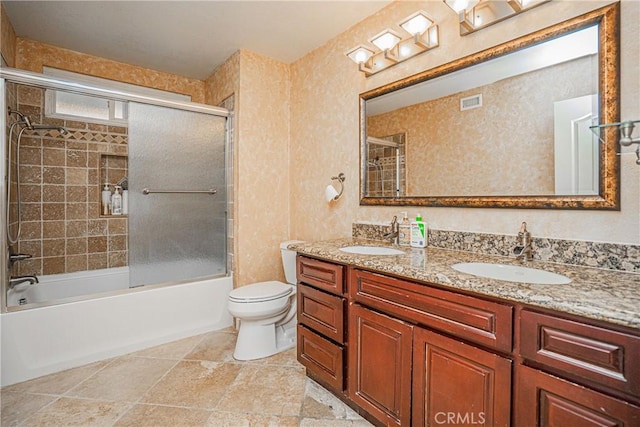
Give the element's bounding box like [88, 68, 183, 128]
[1, 268, 233, 386]
[6, 267, 130, 307]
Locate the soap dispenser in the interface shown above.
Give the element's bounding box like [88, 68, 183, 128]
[398, 212, 411, 246]
[111, 185, 123, 215]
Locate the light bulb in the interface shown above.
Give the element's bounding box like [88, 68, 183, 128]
[446, 0, 479, 14]
[401, 13, 433, 35]
[354, 50, 368, 63]
[371, 31, 401, 51]
[346, 46, 374, 65]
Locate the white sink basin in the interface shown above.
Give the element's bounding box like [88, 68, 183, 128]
[339, 246, 405, 256]
[451, 262, 571, 285]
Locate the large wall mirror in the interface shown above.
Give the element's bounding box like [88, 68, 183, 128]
[360, 4, 619, 209]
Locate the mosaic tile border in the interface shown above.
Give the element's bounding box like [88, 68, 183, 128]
[353, 222, 640, 273]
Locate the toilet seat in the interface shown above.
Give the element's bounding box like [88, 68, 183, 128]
[228, 281, 293, 303]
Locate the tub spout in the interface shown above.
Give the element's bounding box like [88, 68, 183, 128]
[9, 275, 39, 289]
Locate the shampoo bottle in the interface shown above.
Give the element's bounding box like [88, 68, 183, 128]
[101, 184, 111, 215]
[410, 214, 427, 248]
[111, 186, 123, 215]
[398, 212, 411, 246]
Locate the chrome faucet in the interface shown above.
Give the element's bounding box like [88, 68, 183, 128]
[382, 215, 399, 244]
[9, 275, 39, 289]
[513, 222, 532, 261]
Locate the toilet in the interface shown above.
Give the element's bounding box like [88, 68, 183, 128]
[227, 240, 302, 360]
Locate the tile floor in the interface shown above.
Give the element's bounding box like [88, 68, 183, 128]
[1, 328, 373, 426]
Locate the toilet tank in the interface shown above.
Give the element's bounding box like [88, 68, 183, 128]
[280, 240, 304, 285]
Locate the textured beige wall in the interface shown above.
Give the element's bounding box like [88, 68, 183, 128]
[236, 51, 291, 285]
[15, 38, 205, 103]
[226, 51, 291, 287]
[205, 51, 240, 106]
[0, 2, 16, 66]
[290, 0, 640, 244]
[367, 57, 594, 196]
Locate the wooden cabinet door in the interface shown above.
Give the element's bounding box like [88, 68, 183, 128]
[412, 327, 512, 427]
[348, 304, 413, 427]
[516, 365, 640, 427]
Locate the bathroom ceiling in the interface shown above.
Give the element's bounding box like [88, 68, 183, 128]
[3, 0, 392, 80]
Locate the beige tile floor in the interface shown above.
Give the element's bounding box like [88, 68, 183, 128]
[1, 328, 373, 427]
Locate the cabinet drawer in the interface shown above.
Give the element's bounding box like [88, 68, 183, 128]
[517, 365, 640, 426]
[520, 310, 640, 399]
[298, 283, 345, 344]
[297, 256, 344, 295]
[297, 324, 344, 391]
[350, 269, 513, 353]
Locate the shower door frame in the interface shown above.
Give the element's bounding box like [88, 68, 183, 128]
[0, 68, 230, 313]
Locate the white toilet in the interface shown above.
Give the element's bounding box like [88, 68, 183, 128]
[227, 240, 302, 360]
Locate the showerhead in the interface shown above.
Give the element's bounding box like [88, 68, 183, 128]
[27, 124, 69, 136]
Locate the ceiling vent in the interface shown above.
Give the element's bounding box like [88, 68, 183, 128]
[460, 94, 482, 111]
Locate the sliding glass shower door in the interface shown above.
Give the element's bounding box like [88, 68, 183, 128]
[128, 103, 227, 287]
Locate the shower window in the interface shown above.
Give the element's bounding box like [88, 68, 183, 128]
[45, 90, 128, 125]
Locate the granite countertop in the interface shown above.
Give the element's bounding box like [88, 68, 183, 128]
[289, 238, 640, 331]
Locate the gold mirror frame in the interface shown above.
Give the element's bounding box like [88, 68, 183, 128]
[360, 3, 620, 210]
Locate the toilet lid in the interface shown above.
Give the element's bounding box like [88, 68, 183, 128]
[228, 281, 293, 303]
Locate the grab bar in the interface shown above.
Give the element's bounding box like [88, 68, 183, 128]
[142, 188, 217, 195]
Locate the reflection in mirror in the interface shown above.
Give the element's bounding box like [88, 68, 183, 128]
[360, 4, 619, 209]
[366, 134, 406, 197]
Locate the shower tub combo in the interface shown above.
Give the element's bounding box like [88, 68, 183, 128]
[1, 68, 233, 386]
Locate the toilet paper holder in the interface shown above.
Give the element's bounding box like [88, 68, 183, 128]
[326, 173, 345, 202]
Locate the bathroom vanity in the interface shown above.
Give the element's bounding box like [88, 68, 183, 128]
[293, 239, 640, 427]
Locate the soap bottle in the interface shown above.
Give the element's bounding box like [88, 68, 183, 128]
[111, 185, 123, 215]
[410, 214, 427, 248]
[101, 184, 111, 216]
[398, 212, 411, 246]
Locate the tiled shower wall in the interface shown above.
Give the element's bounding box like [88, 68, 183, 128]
[7, 82, 129, 276]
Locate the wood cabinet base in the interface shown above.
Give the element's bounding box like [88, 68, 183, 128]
[517, 365, 640, 426]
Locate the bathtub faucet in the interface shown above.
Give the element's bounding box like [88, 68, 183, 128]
[8, 275, 39, 289]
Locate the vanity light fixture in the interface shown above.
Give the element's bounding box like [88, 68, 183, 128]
[346, 10, 439, 77]
[444, 0, 551, 36]
[346, 45, 375, 65]
[325, 173, 346, 203]
[591, 120, 640, 165]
